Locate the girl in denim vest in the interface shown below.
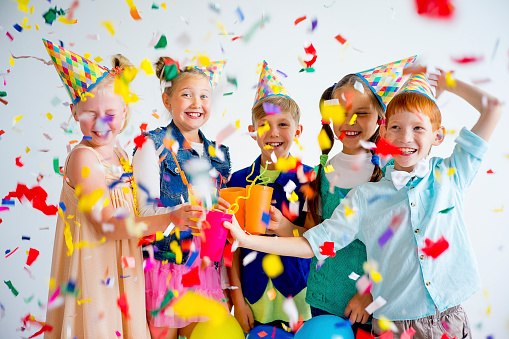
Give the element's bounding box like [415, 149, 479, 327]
[132, 57, 231, 339]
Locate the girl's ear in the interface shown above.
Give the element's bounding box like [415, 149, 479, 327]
[433, 126, 445, 146]
[70, 104, 79, 122]
[162, 92, 171, 111]
[248, 124, 257, 141]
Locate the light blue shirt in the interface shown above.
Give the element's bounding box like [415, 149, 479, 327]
[303, 128, 488, 321]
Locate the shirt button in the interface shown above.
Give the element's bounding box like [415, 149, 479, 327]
[415, 229, 420, 234]
[175, 167, 180, 173]
[410, 202, 416, 207]
[426, 281, 431, 286]
[420, 255, 425, 260]
[410, 187, 414, 189]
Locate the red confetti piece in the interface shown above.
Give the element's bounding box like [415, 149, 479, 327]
[294, 16, 307, 25]
[451, 56, 483, 64]
[4, 183, 58, 216]
[5, 246, 19, 258]
[6, 32, 13, 41]
[338, 130, 346, 141]
[304, 54, 317, 68]
[335, 34, 347, 45]
[15, 156, 24, 167]
[304, 43, 316, 56]
[421, 235, 449, 259]
[375, 137, 402, 156]
[0, 130, 5, 136]
[319, 241, 336, 257]
[281, 201, 298, 222]
[134, 134, 147, 149]
[487, 169, 494, 174]
[181, 266, 200, 287]
[26, 248, 40, 266]
[415, 0, 455, 19]
[344, 91, 354, 111]
[223, 243, 233, 267]
[28, 325, 53, 338]
[231, 36, 243, 41]
[0, 98, 7, 105]
[117, 293, 131, 319]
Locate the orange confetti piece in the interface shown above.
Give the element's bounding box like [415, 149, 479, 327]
[152, 112, 159, 119]
[294, 16, 306, 25]
[267, 288, 276, 301]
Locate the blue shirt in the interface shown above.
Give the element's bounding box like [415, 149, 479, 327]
[228, 155, 312, 304]
[303, 128, 487, 320]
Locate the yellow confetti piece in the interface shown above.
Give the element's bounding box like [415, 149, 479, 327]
[46, 113, 53, 120]
[235, 120, 240, 129]
[198, 55, 210, 67]
[493, 206, 504, 212]
[103, 197, 110, 207]
[293, 229, 299, 237]
[257, 121, 270, 137]
[35, 24, 39, 30]
[58, 16, 77, 24]
[83, 53, 92, 60]
[447, 168, 456, 176]
[48, 278, 56, 290]
[446, 71, 456, 87]
[114, 66, 139, 104]
[173, 291, 229, 325]
[371, 270, 382, 283]
[26, 147, 30, 153]
[349, 114, 357, 125]
[156, 231, 164, 241]
[262, 254, 284, 278]
[15, 0, 29, 12]
[170, 240, 183, 264]
[13, 114, 23, 124]
[20, 17, 31, 30]
[77, 299, 91, 305]
[320, 101, 346, 125]
[161, 3, 167, 10]
[222, 109, 226, 117]
[152, 112, 160, 119]
[318, 129, 331, 152]
[30, 6, 34, 14]
[67, 215, 75, 219]
[208, 145, 216, 157]
[275, 156, 299, 172]
[77, 188, 104, 213]
[289, 191, 299, 202]
[140, 58, 155, 75]
[324, 165, 334, 173]
[74, 237, 105, 250]
[81, 166, 90, 178]
[79, 92, 95, 101]
[59, 208, 74, 256]
[435, 169, 442, 183]
[122, 186, 130, 194]
[102, 21, 115, 35]
[263, 145, 273, 150]
[94, 56, 103, 63]
[10, 56, 14, 66]
[293, 138, 304, 150]
[267, 288, 277, 301]
[345, 205, 355, 217]
[215, 20, 228, 35]
[378, 316, 394, 332]
[75, 184, 83, 197]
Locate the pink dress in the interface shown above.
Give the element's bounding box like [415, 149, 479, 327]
[145, 235, 228, 327]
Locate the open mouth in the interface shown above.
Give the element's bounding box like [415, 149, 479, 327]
[400, 147, 417, 155]
[92, 131, 110, 138]
[185, 112, 203, 118]
[266, 142, 283, 149]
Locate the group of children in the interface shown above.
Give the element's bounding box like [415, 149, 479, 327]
[42, 38, 502, 339]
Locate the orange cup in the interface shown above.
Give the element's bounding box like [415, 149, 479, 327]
[245, 185, 273, 235]
[219, 187, 246, 228]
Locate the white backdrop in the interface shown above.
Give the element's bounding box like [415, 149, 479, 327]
[1, 0, 508, 337]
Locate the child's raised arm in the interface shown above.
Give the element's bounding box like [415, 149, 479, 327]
[431, 69, 502, 141]
[223, 216, 315, 258]
[66, 147, 185, 240]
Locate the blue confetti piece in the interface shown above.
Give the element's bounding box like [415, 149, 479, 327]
[236, 6, 244, 21]
[2, 199, 14, 206]
[378, 227, 394, 247]
[311, 18, 318, 31]
[59, 40, 64, 47]
[13, 24, 22, 32]
[22, 236, 30, 241]
[185, 251, 199, 267]
[367, 194, 391, 205]
[261, 210, 270, 226]
[262, 102, 281, 115]
[120, 275, 131, 279]
[82, 136, 92, 141]
[59, 201, 67, 212]
[276, 70, 287, 78]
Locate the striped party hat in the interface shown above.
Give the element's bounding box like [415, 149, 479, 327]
[43, 39, 109, 104]
[356, 55, 417, 109]
[397, 72, 436, 102]
[190, 60, 227, 90]
[253, 60, 290, 106]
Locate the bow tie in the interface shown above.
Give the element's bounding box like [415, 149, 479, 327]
[391, 158, 430, 190]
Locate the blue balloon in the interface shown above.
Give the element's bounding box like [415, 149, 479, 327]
[247, 325, 295, 339]
[294, 315, 354, 339]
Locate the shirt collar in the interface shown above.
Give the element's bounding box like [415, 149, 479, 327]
[386, 158, 430, 190]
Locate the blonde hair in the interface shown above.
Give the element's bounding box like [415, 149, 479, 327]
[251, 96, 301, 126]
[72, 54, 134, 133]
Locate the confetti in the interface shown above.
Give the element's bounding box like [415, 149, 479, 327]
[319, 241, 335, 257]
[445, 71, 456, 87]
[236, 6, 244, 21]
[451, 56, 483, 64]
[262, 102, 281, 115]
[15, 156, 24, 167]
[4, 183, 58, 215]
[126, 0, 142, 20]
[415, 0, 455, 19]
[4, 280, 19, 296]
[26, 248, 40, 266]
[102, 21, 115, 35]
[421, 235, 449, 259]
[439, 206, 454, 214]
[141, 58, 155, 75]
[365, 296, 387, 314]
[262, 254, 283, 278]
[182, 266, 200, 287]
[335, 34, 347, 44]
[294, 16, 307, 25]
[243, 251, 258, 266]
[155, 35, 168, 49]
[117, 293, 131, 319]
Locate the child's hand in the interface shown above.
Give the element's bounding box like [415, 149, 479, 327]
[344, 292, 373, 324]
[233, 300, 254, 333]
[215, 197, 231, 213]
[170, 204, 205, 231]
[223, 215, 247, 246]
[428, 69, 448, 99]
[267, 206, 283, 233]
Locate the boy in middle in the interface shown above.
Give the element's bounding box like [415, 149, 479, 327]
[227, 60, 312, 333]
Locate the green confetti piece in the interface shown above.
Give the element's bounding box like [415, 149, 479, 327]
[151, 3, 159, 9]
[163, 64, 179, 81]
[24, 295, 34, 303]
[299, 67, 315, 73]
[42, 7, 66, 25]
[227, 76, 237, 88]
[53, 158, 64, 176]
[223, 92, 233, 96]
[243, 15, 270, 43]
[154, 35, 167, 49]
[439, 206, 455, 214]
[50, 96, 61, 106]
[0, 91, 6, 97]
[4, 280, 19, 297]
[151, 289, 175, 316]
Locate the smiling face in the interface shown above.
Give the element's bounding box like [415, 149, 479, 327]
[74, 89, 127, 148]
[248, 111, 302, 169]
[381, 110, 444, 172]
[163, 75, 212, 140]
[332, 85, 382, 155]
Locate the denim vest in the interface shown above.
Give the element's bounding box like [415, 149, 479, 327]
[227, 155, 312, 303]
[135, 120, 231, 261]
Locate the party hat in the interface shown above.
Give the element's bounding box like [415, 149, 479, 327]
[356, 55, 417, 109]
[43, 39, 109, 105]
[397, 72, 436, 102]
[190, 60, 226, 90]
[253, 60, 290, 106]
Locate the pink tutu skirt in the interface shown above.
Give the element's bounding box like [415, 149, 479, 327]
[145, 236, 228, 328]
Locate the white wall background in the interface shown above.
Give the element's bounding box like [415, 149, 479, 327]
[1, 0, 508, 337]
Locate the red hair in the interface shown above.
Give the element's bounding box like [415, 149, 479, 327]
[386, 91, 441, 130]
